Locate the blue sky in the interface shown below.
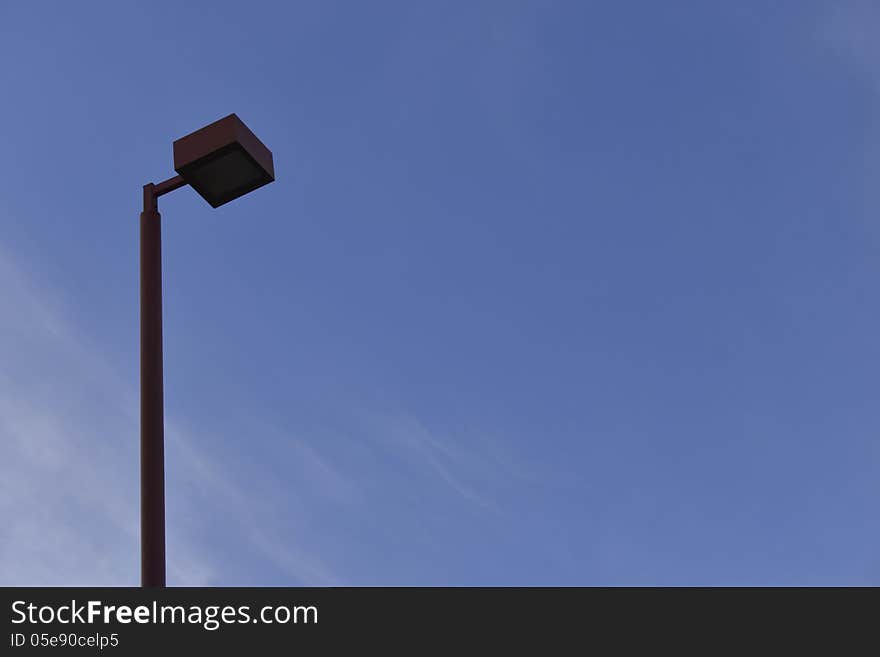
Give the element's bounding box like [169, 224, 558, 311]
[1, 1, 879, 585]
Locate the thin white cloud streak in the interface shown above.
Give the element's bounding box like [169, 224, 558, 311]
[363, 411, 535, 515]
[386, 415, 498, 510]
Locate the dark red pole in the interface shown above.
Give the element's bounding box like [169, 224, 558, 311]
[140, 183, 166, 587]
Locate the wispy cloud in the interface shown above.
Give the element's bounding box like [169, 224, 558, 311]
[0, 238, 530, 586]
[163, 420, 344, 586]
[817, 0, 880, 241]
[0, 243, 339, 586]
[0, 248, 139, 585]
[362, 411, 533, 514]
[820, 0, 880, 90]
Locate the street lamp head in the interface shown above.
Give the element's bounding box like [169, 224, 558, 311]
[173, 113, 275, 208]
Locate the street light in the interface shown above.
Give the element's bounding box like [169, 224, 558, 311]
[140, 114, 275, 587]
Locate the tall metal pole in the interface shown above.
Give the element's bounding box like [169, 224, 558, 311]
[140, 183, 166, 587]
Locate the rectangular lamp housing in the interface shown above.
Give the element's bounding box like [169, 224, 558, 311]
[173, 114, 275, 208]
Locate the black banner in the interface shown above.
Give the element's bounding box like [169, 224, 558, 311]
[0, 587, 871, 652]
